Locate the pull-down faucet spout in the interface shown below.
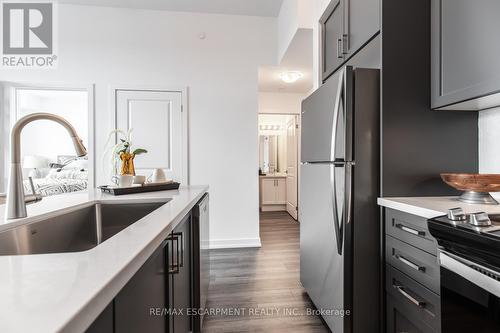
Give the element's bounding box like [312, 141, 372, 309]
[6, 113, 87, 219]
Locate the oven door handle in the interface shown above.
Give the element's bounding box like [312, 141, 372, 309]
[439, 251, 500, 298]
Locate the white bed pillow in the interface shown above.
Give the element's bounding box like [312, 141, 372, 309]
[62, 158, 89, 170]
[46, 169, 88, 180]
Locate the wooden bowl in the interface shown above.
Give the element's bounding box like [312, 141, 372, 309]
[440, 173, 500, 192]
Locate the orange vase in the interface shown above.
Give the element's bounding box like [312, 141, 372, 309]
[120, 152, 136, 175]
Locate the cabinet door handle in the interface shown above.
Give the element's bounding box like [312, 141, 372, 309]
[395, 223, 425, 236]
[342, 34, 349, 54]
[167, 234, 180, 274]
[395, 253, 426, 272]
[172, 232, 184, 268]
[337, 38, 343, 58]
[393, 284, 426, 308]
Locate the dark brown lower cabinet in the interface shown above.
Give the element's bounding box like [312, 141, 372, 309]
[114, 239, 170, 333]
[171, 214, 192, 333]
[85, 238, 170, 333]
[86, 212, 197, 333]
[387, 295, 428, 333]
[85, 303, 114, 333]
[386, 265, 440, 333]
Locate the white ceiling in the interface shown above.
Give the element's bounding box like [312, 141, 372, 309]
[258, 29, 313, 93]
[58, 0, 284, 17]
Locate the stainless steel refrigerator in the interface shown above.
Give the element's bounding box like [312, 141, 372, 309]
[300, 66, 380, 333]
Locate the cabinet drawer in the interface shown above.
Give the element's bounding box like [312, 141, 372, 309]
[386, 236, 440, 294]
[386, 209, 437, 255]
[387, 294, 437, 333]
[386, 265, 441, 332]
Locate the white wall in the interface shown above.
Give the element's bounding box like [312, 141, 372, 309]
[258, 92, 305, 114]
[479, 108, 500, 173]
[0, 5, 277, 248]
[277, 0, 314, 63]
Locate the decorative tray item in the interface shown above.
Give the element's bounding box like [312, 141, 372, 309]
[440, 173, 500, 205]
[99, 182, 180, 195]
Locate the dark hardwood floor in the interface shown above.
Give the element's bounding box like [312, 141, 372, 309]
[202, 211, 330, 333]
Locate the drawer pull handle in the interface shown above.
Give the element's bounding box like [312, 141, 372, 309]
[394, 285, 426, 308]
[395, 223, 425, 236]
[395, 254, 426, 272]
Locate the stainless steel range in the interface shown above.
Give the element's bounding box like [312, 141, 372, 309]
[428, 208, 500, 332]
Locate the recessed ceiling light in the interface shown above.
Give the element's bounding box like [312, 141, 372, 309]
[280, 71, 303, 83]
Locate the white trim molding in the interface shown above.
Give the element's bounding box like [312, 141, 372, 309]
[209, 237, 262, 249]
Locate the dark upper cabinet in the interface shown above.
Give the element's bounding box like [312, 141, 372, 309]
[345, 0, 380, 59]
[321, 0, 345, 80]
[114, 240, 170, 333]
[431, 0, 500, 110]
[321, 0, 380, 82]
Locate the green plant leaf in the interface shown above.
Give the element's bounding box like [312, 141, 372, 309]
[133, 148, 148, 155]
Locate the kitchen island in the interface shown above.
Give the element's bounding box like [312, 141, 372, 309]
[0, 186, 208, 333]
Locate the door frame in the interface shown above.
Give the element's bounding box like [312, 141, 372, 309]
[0, 81, 96, 190]
[110, 85, 189, 185]
[258, 112, 301, 220]
[285, 115, 299, 220]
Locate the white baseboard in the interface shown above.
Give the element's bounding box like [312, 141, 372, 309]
[260, 205, 286, 212]
[209, 238, 262, 249]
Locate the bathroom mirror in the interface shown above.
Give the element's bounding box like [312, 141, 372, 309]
[259, 135, 285, 174]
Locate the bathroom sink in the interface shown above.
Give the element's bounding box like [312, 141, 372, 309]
[0, 200, 170, 256]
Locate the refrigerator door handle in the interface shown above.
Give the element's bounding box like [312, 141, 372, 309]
[330, 164, 343, 255]
[345, 162, 353, 226]
[330, 68, 345, 162]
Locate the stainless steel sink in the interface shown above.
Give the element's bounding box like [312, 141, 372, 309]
[0, 201, 170, 256]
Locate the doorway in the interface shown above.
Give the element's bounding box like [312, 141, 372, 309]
[258, 114, 300, 220]
[0, 83, 94, 196]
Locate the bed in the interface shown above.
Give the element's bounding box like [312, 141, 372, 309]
[23, 157, 89, 197]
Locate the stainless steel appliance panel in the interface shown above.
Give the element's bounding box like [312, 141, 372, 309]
[301, 67, 353, 163]
[439, 251, 500, 332]
[300, 163, 345, 332]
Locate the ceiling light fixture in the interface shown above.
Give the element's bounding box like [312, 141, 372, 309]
[280, 71, 303, 83]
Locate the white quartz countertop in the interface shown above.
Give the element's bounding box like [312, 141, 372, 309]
[378, 195, 500, 219]
[0, 186, 208, 333]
